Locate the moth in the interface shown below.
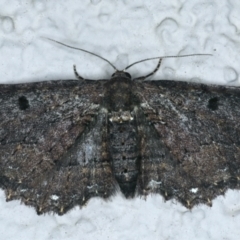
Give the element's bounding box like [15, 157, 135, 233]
[0, 40, 239, 215]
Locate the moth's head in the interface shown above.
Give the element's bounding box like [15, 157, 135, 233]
[111, 71, 131, 79]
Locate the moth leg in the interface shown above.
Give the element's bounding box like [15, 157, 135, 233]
[133, 58, 162, 81]
[73, 65, 85, 81]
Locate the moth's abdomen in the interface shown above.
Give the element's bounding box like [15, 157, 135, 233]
[108, 111, 140, 198]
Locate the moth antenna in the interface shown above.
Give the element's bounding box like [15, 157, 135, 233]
[43, 37, 118, 71]
[124, 53, 212, 71]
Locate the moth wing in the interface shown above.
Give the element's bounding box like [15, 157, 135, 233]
[0, 80, 115, 215]
[134, 80, 240, 207]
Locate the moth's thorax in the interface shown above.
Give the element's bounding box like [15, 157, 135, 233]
[104, 74, 135, 112]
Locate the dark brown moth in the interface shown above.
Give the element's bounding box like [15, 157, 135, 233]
[0, 40, 239, 215]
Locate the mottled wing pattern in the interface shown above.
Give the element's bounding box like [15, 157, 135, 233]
[0, 80, 115, 215]
[135, 80, 240, 207]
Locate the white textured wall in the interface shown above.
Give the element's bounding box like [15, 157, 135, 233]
[0, 1, 240, 239]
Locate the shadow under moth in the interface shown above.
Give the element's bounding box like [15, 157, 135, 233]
[0, 40, 238, 215]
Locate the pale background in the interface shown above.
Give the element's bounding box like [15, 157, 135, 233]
[1, 0, 240, 239]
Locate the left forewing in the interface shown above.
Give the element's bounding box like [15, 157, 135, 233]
[0, 79, 115, 214]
